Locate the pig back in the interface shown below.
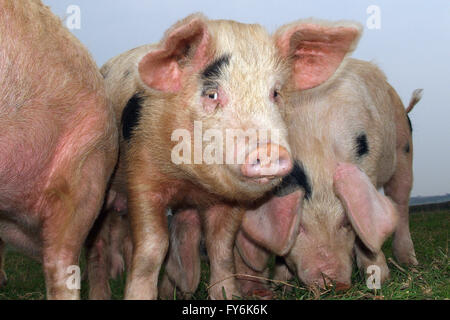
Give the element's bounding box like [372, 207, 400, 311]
[288, 58, 397, 190]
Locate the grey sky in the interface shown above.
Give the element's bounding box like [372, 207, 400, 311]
[42, 0, 450, 197]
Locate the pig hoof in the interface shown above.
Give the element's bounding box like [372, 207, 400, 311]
[393, 248, 419, 266]
[393, 237, 419, 266]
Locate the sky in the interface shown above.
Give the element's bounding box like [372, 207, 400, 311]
[42, 0, 450, 197]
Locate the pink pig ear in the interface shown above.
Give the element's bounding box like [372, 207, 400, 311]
[333, 163, 398, 253]
[274, 20, 362, 90]
[235, 229, 271, 272]
[241, 189, 304, 256]
[139, 14, 210, 92]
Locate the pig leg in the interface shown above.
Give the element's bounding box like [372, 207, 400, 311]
[273, 258, 294, 294]
[109, 213, 130, 279]
[354, 242, 390, 285]
[123, 232, 133, 275]
[159, 209, 202, 299]
[125, 201, 168, 299]
[384, 145, 418, 266]
[0, 238, 7, 288]
[203, 205, 243, 300]
[234, 248, 272, 299]
[333, 162, 398, 253]
[85, 211, 113, 300]
[86, 192, 129, 300]
[234, 229, 272, 299]
[159, 272, 176, 300]
[125, 169, 170, 299]
[273, 258, 294, 282]
[41, 153, 111, 299]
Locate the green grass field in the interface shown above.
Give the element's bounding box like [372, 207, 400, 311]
[0, 210, 448, 300]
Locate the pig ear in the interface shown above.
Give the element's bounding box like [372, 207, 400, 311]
[241, 190, 304, 256]
[333, 163, 398, 253]
[139, 14, 210, 92]
[235, 229, 271, 272]
[274, 20, 362, 90]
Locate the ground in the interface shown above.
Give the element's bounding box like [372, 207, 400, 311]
[0, 210, 448, 300]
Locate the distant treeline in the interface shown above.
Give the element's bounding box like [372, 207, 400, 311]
[409, 201, 450, 213]
[409, 194, 450, 205]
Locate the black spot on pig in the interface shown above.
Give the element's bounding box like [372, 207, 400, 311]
[121, 94, 143, 141]
[404, 143, 410, 154]
[407, 115, 412, 133]
[355, 133, 369, 158]
[274, 161, 311, 200]
[201, 54, 230, 81]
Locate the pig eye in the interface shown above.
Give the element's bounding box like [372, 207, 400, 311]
[271, 89, 281, 102]
[207, 91, 218, 100]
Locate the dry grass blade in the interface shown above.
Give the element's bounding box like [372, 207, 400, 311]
[206, 273, 303, 292]
[388, 258, 408, 273]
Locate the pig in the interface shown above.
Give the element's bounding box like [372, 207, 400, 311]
[90, 13, 295, 300]
[0, 0, 118, 299]
[238, 20, 422, 289]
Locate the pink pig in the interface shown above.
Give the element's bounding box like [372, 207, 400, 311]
[238, 20, 422, 290]
[0, 0, 117, 299]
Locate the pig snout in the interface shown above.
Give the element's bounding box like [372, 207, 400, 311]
[302, 265, 352, 292]
[297, 249, 352, 291]
[241, 144, 292, 183]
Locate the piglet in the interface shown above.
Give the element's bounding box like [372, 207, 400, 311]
[94, 13, 294, 300]
[0, 0, 118, 299]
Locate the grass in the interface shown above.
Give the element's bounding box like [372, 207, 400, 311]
[0, 210, 448, 300]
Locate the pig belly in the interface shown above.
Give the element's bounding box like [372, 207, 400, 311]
[0, 215, 41, 260]
[0, 115, 58, 214]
